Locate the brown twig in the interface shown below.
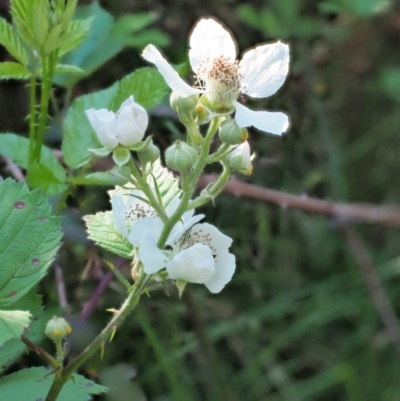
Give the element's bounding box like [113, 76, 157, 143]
[198, 174, 400, 227]
[342, 226, 400, 357]
[54, 262, 68, 312]
[21, 335, 58, 368]
[2, 157, 25, 182]
[80, 271, 114, 321]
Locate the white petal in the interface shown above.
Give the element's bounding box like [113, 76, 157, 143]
[123, 189, 155, 227]
[129, 216, 163, 247]
[204, 251, 236, 293]
[139, 230, 169, 274]
[189, 223, 232, 255]
[166, 243, 215, 284]
[111, 193, 127, 236]
[240, 41, 290, 98]
[85, 108, 118, 149]
[233, 101, 289, 135]
[142, 45, 200, 98]
[165, 196, 180, 216]
[167, 213, 205, 248]
[189, 18, 237, 76]
[116, 105, 145, 146]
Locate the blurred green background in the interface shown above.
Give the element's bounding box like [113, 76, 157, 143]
[2, 0, 400, 400]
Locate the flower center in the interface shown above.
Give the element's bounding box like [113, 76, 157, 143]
[196, 56, 242, 106]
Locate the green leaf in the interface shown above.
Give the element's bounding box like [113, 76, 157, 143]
[148, 159, 180, 206]
[0, 309, 30, 346]
[26, 162, 68, 196]
[55, 63, 86, 76]
[84, 211, 134, 259]
[110, 67, 169, 111]
[0, 133, 67, 195]
[62, 67, 169, 169]
[0, 367, 108, 400]
[0, 179, 62, 306]
[0, 61, 30, 80]
[10, 0, 36, 47]
[68, 167, 131, 186]
[0, 289, 47, 375]
[54, 2, 166, 88]
[58, 17, 93, 57]
[0, 18, 29, 65]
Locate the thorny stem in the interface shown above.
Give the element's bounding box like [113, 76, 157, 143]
[28, 74, 37, 164]
[33, 52, 58, 162]
[44, 273, 151, 401]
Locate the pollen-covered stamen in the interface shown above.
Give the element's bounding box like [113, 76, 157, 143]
[172, 228, 217, 254]
[125, 203, 157, 223]
[195, 56, 242, 103]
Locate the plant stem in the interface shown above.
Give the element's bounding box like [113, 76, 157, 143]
[33, 52, 58, 162]
[44, 273, 150, 401]
[28, 74, 37, 165]
[157, 118, 219, 247]
[127, 158, 168, 222]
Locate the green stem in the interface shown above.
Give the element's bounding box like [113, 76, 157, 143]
[45, 273, 150, 401]
[188, 165, 231, 210]
[207, 143, 230, 163]
[157, 118, 219, 247]
[127, 158, 168, 222]
[33, 52, 58, 162]
[28, 74, 37, 165]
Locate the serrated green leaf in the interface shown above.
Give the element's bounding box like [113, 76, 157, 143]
[0, 309, 30, 346]
[0, 133, 67, 195]
[0, 367, 108, 400]
[0, 61, 30, 80]
[84, 211, 134, 259]
[0, 18, 29, 65]
[0, 288, 48, 375]
[0, 179, 62, 306]
[31, 0, 50, 50]
[62, 67, 168, 169]
[43, 23, 63, 55]
[10, 0, 38, 49]
[110, 67, 169, 111]
[54, 2, 166, 88]
[26, 162, 68, 196]
[58, 17, 93, 58]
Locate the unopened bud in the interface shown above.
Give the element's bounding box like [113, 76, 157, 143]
[226, 142, 253, 175]
[165, 141, 198, 172]
[170, 92, 199, 114]
[218, 119, 248, 145]
[137, 141, 160, 164]
[45, 316, 72, 341]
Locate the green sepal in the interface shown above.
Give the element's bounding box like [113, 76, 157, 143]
[128, 135, 152, 152]
[88, 146, 111, 157]
[112, 147, 130, 166]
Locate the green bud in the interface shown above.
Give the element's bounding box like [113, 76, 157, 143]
[226, 142, 253, 175]
[112, 146, 131, 166]
[218, 119, 248, 145]
[165, 141, 198, 172]
[137, 141, 160, 164]
[170, 92, 199, 114]
[45, 316, 72, 341]
[199, 94, 235, 116]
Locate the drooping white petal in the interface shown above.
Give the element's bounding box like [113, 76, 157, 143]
[189, 18, 237, 77]
[166, 243, 215, 284]
[239, 41, 289, 98]
[111, 193, 128, 236]
[142, 45, 200, 98]
[233, 101, 289, 135]
[204, 251, 236, 293]
[129, 216, 163, 247]
[188, 223, 232, 255]
[115, 105, 145, 146]
[139, 230, 169, 274]
[86, 108, 118, 149]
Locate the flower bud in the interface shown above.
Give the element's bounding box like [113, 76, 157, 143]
[218, 119, 248, 145]
[86, 96, 148, 151]
[226, 142, 253, 175]
[45, 316, 72, 341]
[138, 141, 160, 164]
[165, 141, 198, 172]
[170, 92, 199, 114]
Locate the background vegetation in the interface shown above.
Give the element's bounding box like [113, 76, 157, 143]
[1, 0, 400, 400]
